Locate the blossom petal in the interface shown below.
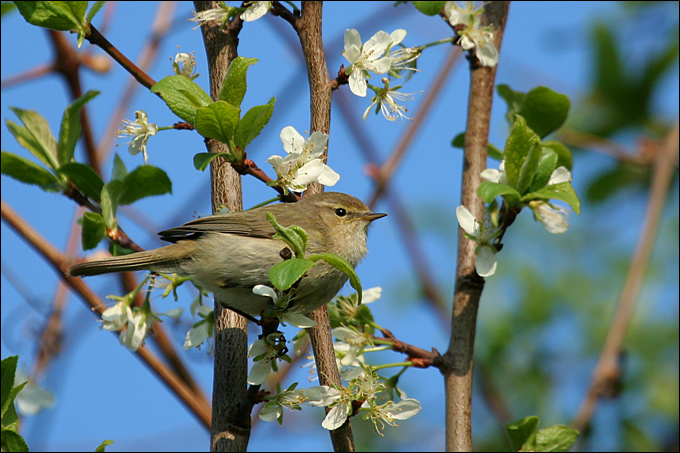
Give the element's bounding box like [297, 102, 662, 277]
[476, 246, 497, 277]
[389, 29, 407, 46]
[322, 402, 351, 430]
[455, 205, 479, 236]
[344, 29, 362, 56]
[316, 164, 340, 187]
[280, 126, 305, 154]
[389, 398, 422, 420]
[247, 360, 272, 385]
[291, 159, 325, 186]
[349, 70, 367, 97]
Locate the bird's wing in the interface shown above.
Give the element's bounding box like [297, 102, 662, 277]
[158, 209, 280, 242]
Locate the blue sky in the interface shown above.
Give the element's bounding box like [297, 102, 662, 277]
[2, 2, 678, 451]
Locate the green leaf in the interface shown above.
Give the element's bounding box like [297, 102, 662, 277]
[535, 425, 579, 452]
[1, 428, 29, 452]
[118, 165, 172, 205]
[80, 212, 107, 250]
[412, 1, 446, 16]
[14, 0, 85, 30]
[541, 140, 572, 170]
[478, 181, 520, 205]
[87, 1, 106, 23]
[58, 90, 99, 165]
[95, 439, 115, 452]
[195, 101, 240, 143]
[529, 147, 559, 192]
[269, 258, 317, 291]
[522, 182, 580, 215]
[505, 416, 539, 452]
[193, 152, 235, 171]
[150, 75, 213, 124]
[516, 142, 542, 195]
[517, 87, 570, 138]
[218, 57, 258, 109]
[7, 108, 59, 170]
[1, 356, 19, 417]
[234, 97, 275, 151]
[111, 154, 128, 181]
[497, 84, 526, 126]
[100, 181, 123, 229]
[308, 253, 362, 305]
[58, 162, 105, 202]
[1, 151, 60, 191]
[268, 212, 308, 258]
[451, 132, 504, 161]
[503, 115, 540, 189]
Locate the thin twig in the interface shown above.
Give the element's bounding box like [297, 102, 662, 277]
[442, 3, 509, 451]
[572, 121, 679, 433]
[0, 199, 212, 428]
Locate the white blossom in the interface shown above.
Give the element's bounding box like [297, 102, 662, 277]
[190, 6, 231, 28]
[456, 205, 498, 277]
[117, 110, 158, 163]
[530, 200, 570, 234]
[343, 29, 407, 97]
[183, 305, 214, 350]
[267, 126, 339, 193]
[172, 52, 199, 80]
[444, 1, 498, 67]
[240, 1, 272, 21]
[362, 78, 415, 123]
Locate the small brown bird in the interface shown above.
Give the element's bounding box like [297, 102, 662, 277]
[67, 192, 386, 316]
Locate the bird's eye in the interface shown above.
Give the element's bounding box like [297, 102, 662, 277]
[335, 208, 347, 217]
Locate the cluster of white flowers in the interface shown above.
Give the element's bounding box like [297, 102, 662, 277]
[259, 370, 421, 433]
[343, 29, 420, 122]
[190, 1, 272, 28]
[455, 205, 499, 277]
[443, 1, 499, 67]
[172, 52, 199, 80]
[117, 110, 157, 163]
[267, 126, 340, 193]
[183, 297, 214, 350]
[101, 298, 183, 351]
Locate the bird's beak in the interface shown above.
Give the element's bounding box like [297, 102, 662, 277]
[362, 212, 387, 222]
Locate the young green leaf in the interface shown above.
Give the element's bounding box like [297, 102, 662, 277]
[1, 152, 60, 191]
[269, 258, 317, 291]
[516, 142, 542, 195]
[195, 101, 240, 144]
[268, 213, 307, 258]
[111, 154, 128, 181]
[478, 181, 521, 205]
[58, 162, 105, 202]
[308, 253, 362, 305]
[535, 425, 579, 452]
[80, 212, 107, 250]
[522, 182, 580, 215]
[516, 87, 570, 138]
[541, 140, 572, 170]
[497, 84, 526, 126]
[234, 97, 275, 151]
[412, 1, 447, 16]
[151, 75, 213, 124]
[503, 115, 540, 189]
[58, 90, 99, 165]
[7, 108, 59, 170]
[193, 152, 235, 171]
[118, 165, 172, 205]
[218, 57, 259, 109]
[14, 1, 86, 30]
[504, 416, 539, 452]
[529, 147, 559, 192]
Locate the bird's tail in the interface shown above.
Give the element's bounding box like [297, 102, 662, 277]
[66, 241, 196, 277]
